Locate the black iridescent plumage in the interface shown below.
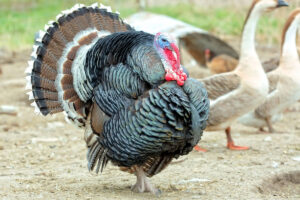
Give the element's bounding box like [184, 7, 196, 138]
[89, 79, 208, 173]
[26, 4, 210, 192]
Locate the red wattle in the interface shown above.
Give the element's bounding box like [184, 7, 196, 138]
[163, 43, 187, 86]
[165, 73, 174, 81]
[177, 79, 184, 86]
[181, 73, 187, 80]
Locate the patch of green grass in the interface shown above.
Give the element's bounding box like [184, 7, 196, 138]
[0, 0, 137, 50]
[147, 3, 286, 43]
[0, 0, 289, 50]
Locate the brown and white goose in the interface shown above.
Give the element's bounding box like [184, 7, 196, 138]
[238, 8, 300, 133]
[195, 0, 288, 151]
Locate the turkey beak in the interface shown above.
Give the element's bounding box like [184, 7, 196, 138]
[166, 45, 174, 51]
[276, 0, 288, 7]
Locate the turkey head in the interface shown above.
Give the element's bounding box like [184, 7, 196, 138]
[154, 33, 187, 86]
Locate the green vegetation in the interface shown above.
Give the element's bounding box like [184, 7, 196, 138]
[0, 0, 290, 50]
[147, 3, 287, 44]
[0, 0, 122, 49]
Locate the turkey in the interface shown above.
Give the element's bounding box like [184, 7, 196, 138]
[25, 3, 210, 194]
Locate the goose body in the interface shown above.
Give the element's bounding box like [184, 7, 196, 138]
[239, 9, 300, 132]
[195, 0, 288, 151]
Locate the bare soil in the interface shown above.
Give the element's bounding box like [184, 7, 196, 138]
[0, 49, 299, 200]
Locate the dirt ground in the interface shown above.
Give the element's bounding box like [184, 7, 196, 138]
[0, 48, 299, 200]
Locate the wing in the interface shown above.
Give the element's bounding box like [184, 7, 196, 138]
[88, 81, 208, 175]
[94, 63, 149, 116]
[101, 82, 192, 166]
[267, 70, 280, 93]
[255, 70, 286, 119]
[182, 78, 210, 134]
[262, 57, 279, 73]
[254, 92, 279, 119]
[122, 78, 209, 177]
[198, 72, 241, 100]
[94, 86, 134, 117]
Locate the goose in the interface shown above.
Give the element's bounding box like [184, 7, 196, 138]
[238, 8, 300, 133]
[194, 0, 288, 151]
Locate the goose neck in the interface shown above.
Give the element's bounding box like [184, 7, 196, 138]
[240, 6, 262, 58]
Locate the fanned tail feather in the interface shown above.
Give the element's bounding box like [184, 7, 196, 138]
[25, 3, 134, 127]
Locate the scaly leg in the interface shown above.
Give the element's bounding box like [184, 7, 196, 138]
[131, 166, 161, 195]
[259, 127, 266, 132]
[225, 127, 249, 150]
[265, 117, 275, 133]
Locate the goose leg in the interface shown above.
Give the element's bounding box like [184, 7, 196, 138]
[194, 145, 207, 152]
[225, 127, 249, 150]
[259, 127, 266, 132]
[131, 166, 161, 195]
[265, 117, 275, 133]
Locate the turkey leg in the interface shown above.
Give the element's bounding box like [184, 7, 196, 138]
[131, 166, 161, 195]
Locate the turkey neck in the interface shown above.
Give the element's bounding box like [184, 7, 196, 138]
[240, 3, 262, 59]
[280, 16, 300, 67]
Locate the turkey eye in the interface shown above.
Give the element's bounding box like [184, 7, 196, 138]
[161, 38, 167, 42]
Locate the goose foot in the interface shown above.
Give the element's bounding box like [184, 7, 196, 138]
[259, 127, 283, 134]
[227, 142, 250, 150]
[265, 117, 276, 133]
[259, 127, 267, 132]
[225, 127, 250, 151]
[194, 145, 207, 152]
[258, 127, 271, 134]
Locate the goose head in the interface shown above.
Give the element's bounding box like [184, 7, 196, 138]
[253, 0, 288, 12]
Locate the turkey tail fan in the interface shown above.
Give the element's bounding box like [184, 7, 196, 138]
[25, 3, 134, 127]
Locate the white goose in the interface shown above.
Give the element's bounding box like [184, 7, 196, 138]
[195, 0, 288, 151]
[239, 8, 300, 133]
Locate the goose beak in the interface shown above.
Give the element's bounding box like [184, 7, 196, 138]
[277, 0, 289, 7]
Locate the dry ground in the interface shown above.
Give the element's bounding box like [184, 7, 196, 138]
[0, 49, 299, 200]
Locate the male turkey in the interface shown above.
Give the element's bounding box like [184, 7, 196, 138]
[25, 3, 209, 194]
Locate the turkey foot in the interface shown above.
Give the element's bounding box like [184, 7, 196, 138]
[131, 166, 161, 196]
[225, 127, 249, 150]
[194, 145, 207, 152]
